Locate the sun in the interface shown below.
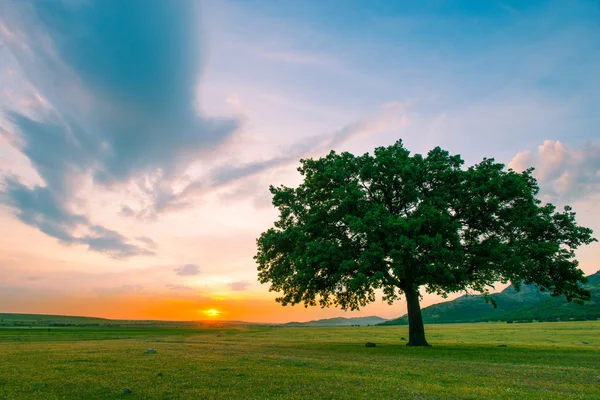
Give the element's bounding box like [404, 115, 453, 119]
[203, 309, 220, 317]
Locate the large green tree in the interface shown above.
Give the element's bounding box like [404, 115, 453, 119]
[255, 140, 596, 346]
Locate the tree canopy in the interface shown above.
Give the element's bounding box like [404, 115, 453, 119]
[255, 140, 596, 346]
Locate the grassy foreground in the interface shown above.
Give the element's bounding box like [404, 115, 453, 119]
[0, 321, 599, 399]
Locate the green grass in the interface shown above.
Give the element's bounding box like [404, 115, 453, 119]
[1, 322, 599, 399]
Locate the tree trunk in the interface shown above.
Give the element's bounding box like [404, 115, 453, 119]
[404, 284, 430, 347]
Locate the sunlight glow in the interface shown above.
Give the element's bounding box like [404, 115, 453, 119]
[204, 309, 220, 317]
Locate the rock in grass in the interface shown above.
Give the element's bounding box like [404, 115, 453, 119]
[145, 348, 157, 354]
[123, 388, 132, 394]
[365, 342, 376, 347]
[582, 341, 589, 345]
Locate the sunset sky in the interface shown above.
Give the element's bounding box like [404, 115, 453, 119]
[0, 0, 599, 323]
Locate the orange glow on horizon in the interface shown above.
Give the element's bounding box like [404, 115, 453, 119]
[1, 291, 408, 323]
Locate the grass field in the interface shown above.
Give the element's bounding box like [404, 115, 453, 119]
[1, 321, 599, 399]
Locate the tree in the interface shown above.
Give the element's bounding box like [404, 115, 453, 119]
[255, 140, 596, 346]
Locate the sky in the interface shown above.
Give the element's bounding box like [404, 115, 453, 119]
[0, 0, 599, 323]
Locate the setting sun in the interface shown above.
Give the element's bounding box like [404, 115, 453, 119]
[203, 309, 220, 317]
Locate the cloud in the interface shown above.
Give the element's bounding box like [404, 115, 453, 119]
[1, 0, 410, 231]
[252, 47, 342, 72]
[174, 264, 201, 276]
[1, 176, 152, 258]
[507, 150, 533, 173]
[509, 140, 600, 202]
[82, 225, 154, 259]
[229, 280, 251, 291]
[166, 283, 196, 291]
[118, 205, 136, 218]
[135, 236, 157, 250]
[0, 262, 209, 296]
[219, 178, 273, 209]
[156, 102, 409, 211]
[0, 0, 241, 257]
[94, 285, 144, 296]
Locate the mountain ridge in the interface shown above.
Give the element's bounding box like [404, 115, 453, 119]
[380, 270, 600, 325]
[283, 315, 388, 327]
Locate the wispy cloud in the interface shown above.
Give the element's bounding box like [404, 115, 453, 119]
[229, 281, 251, 291]
[250, 47, 343, 72]
[174, 264, 201, 277]
[94, 285, 144, 296]
[135, 236, 158, 250]
[153, 102, 409, 212]
[118, 205, 136, 218]
[166, 283, 196, 291]
[0, 0, 242, 257]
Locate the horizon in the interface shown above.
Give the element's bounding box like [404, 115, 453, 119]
[1, 0, 599, 323]
[3, 268, 599, 324]
[0, 311, 387, 324]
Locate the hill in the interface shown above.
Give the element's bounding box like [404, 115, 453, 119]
[0, 313, 253, 328]
[0, 313, 111, 326]
[283, 316, 387, 327]
[380, 270, 600, 325]
[496, 275, 600, 322]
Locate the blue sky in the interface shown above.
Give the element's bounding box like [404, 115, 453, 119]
[0, 0, 599, 321]
[200, 0, 599, 163]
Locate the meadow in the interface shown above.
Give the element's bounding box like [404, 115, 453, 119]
[0, 321, 599, 399]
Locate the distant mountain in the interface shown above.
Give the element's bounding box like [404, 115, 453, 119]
[496, 272, 600, 322]
[283, 316, 388, 327]
[380, 270, 600, 325]
[586, 270, 600, 286]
